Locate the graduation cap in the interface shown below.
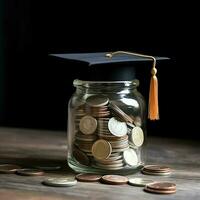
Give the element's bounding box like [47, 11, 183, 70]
[50, 51, 169, 120]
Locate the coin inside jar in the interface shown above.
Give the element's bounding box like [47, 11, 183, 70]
[123, 148, 138, 166]
[108, 117, 127, 137]
[79, 115, 97, 135]
[86, 95, 109, 107]
[92, 139, 112, 160]
[131, 127, 144, 147]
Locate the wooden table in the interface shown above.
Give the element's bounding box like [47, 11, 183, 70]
[0, 127, 200, 200]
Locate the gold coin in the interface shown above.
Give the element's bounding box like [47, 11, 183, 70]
[92, 139, 112, 160]
[79, 115, 97, 135]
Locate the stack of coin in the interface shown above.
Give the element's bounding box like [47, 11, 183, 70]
[72, 94, 145, 171]
[91, 138, 128, 170]
[142, 165, 172, 176]
[76, 115, 97, 153]
[144, 182, 176, 194]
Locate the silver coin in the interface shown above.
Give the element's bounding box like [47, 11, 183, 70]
[42, 177, 77, 187]
[86, 95, 109, 107]
[128, 178, 154, 187]
[131, 127, 144, 147]
[108, 117, 127, 137]
[79, 115, 97, 135]
[123, 148, 138, 166]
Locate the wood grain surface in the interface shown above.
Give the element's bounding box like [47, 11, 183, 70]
[0, 127, 200, 200]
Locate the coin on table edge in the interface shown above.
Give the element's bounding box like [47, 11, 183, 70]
[108, 117, 127, 137]
[86, 95, 109, 107]
[146, 182, 176, 190]
[123, 148, 138, 166]
[35, 165, 61, 171]
[16, 169, 44, 176]
[0, 164, 22, 174]
[144, 187, 176, 194]
[75, 173, 102, 182]
[92, 139, 112, 160]
[131, 127, 144, 147]
[79, 115, 97, 135]
[101, 175, 128, 185]
[143, 165, 171, 172]
[128, 178, 155, 187]
[42, 177, 77, 187]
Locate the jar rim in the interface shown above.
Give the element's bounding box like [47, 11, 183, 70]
[73, 79, 139, 88]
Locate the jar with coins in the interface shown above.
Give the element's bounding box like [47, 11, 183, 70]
[51, 51, 168, 174]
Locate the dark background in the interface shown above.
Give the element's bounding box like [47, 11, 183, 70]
[0, 1, 198, 138]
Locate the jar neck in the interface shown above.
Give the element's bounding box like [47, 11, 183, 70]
[73, 79, 139, 94]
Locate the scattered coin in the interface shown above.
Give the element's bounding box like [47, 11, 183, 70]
[123, 148, 138, 166]
[142, 165, 172, 176]
[144, 187, 176, 194]
[101, 175, 128, 185]
[128, 178, 154, 187]
[142, 170, 172, 176]
[42, 177, 77, 187]
[86, 95, 109, 107]
[131, 127, 144, 147]
[147, 182, 176, 190]
[0, 164, 22, 174]
[144, 182, 176, 194]
[79, 115, 97, 135]
[143, 165, 171, 172]
[92, 139, 112, 160]
[75, 173, 102, 182]
[108, 117, 127, 137]
[16, 169, 44, 176]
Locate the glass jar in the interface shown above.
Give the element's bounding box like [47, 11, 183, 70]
[67, 79, 146, 175]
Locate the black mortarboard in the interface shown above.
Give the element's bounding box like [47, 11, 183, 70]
[50, 51, 169, 120]
[50, 52, 168, 81]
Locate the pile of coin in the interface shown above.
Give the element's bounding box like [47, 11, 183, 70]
[144, 182, 176, 194]
[72, 94, 144, 171]
[142, 165, 172, 176]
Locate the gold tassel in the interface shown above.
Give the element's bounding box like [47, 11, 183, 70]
[148, 67, 159, 120]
